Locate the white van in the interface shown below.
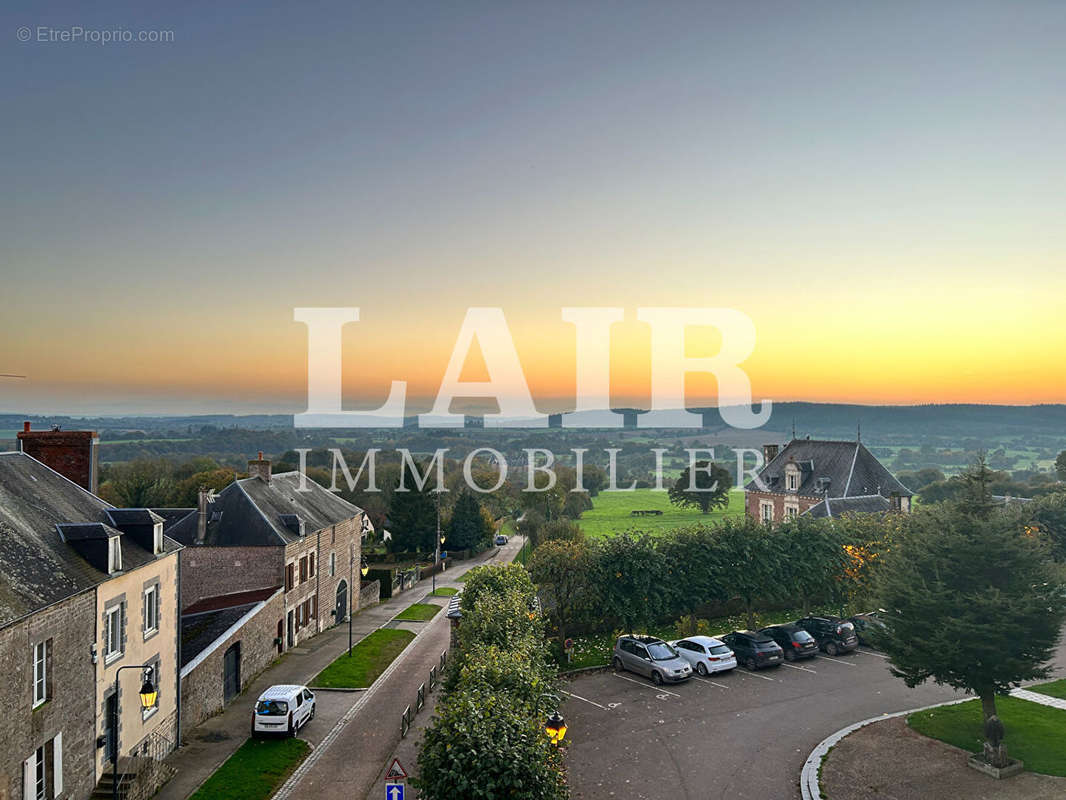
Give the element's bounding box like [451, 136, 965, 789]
[252, 684, 315, 737]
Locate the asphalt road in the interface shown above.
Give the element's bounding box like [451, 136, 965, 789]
[563, 637, 1066, 800]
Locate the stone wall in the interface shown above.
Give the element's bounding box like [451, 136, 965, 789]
[359, 579, 380, 610]
[180, 546, 282, 609]
[0, 590, 97, 800]
[179, 590, 285, 732]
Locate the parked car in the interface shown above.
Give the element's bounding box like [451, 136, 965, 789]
[848, 612, 887, 647]
[612, 634, 693, 684]
[720, 630, 783, 670]
[795, 616, 859, 656]
[669, 635, 737, 675]
[495, 534, 509, 545]
[758, 623, 819, 661]
[252, 684, 315, 737]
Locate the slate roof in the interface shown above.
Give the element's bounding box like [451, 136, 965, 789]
[181, 603, 258, 668]
[0, 451, 180, 627]
[804, 495, 894, 518]
[168, 471, 363, 548]
[745, 439, 911, 500]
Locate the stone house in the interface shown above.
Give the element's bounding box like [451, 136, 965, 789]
[0, 447, 181, 800]
[745, 438, 912, 525]
[168, 453, 367, 657]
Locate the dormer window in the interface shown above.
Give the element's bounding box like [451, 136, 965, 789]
[108, 537, 122, 573]
[786, 473, 797, 491]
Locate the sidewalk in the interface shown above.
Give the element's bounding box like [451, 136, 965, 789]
[158, 538, 521, 800]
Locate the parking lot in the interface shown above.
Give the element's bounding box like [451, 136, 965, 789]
[563, 646, 967, 800]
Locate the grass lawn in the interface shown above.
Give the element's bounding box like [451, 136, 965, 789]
[394, 602, 442, 621]
[429, 586, 458, 596]
[907, 696, 1066, 776]
[578, 488, 745, 539]
[189, 737, 309, 800]
[311, 629, 415, 688]
[1031, 679, 1066, 701]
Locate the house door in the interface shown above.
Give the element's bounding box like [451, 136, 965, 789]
[105, 692, 119, 763]
[223, 643, 241, 702]
[287, 610, 295, 648]
[335, 580, 348, 623]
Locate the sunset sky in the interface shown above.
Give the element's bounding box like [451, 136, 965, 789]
[2, 1, 1065, 415]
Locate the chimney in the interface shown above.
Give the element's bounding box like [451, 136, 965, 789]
[18, 421, 100, 494]
[762, 444, 780, 464]
[890, 492, 902, 512]
[247, 451, 272, 483]
[196, 486, 211, 545]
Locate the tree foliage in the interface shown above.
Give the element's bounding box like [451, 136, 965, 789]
[387, 471, 438, 554]
[448, 490, 493, 551]
[875, 463, 1066, 732]
[528, 539, 597, 642]
[667, 460, 732, 514]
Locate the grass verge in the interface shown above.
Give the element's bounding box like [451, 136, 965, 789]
[189, 737, 309, 800]
[907, 696, 1066, 776]
[311, 628, 416, 688]
[429, 586, 458, 596]
[394, 602, 442, 622]
[1031, 679, 1066, 701]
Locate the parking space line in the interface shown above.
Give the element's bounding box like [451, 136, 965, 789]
[693, 676, 730, 689]
[780, 662, 817, 674]
[612, 673, 682, 697]
[816, 655, 857, 666]
[736, 668, 776, 681]
[855, 648, 890, 659]
[560, 689, 608, 710]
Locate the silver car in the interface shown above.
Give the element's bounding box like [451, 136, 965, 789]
[612, 635, 692, 685]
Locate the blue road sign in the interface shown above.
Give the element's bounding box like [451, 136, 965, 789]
[385, 782, 405, 800]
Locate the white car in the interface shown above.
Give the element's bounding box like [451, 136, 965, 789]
[252, 684, 315, 737]
[669, 636, 738, 675]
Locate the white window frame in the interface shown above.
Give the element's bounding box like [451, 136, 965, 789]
[108, 537, 122, 573]
[153, 522, 164, 554]
[760, 502, 773, 524]
[785, 505, 799, 520]
[24, 733, 61, 800]
[786, 472, 797, 491]
[104, 605, 123, 663]
[143, 586, 159, 637]
[32, 641, 47, 708]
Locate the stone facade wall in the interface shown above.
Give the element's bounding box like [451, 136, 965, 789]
[0, 591, 97, 800]
[180, 546, 282, 609]
[95, 552, 180, 780]
[179, 591, 284, 732]
[359, 579, 380, 610]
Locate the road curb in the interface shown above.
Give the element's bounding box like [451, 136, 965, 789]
[271, 615, 444, 800]
[799, 697, 972, 800]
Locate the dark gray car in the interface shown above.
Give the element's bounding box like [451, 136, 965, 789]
[612, 634, 693, 685]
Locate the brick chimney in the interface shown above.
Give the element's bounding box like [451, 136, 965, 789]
[17, 421, 100, 494]
[247, 451, 271, 483]
[762, 443, 780, 464]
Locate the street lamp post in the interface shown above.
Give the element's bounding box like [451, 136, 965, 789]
[350, 555, 369, 657]
[538, 692, 567, 745]
[433, 492, 441, 594]
[111, 665, 157, 800]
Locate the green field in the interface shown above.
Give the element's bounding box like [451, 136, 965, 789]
[1032, 679, 1066, 701]
[578, 488, 745, 538]
[908, 697, 1066, 776]
[393, 602, 442, 621]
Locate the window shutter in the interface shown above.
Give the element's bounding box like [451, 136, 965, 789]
[23, 753, 34, 798]
[53, 732, 63, 796]
[121, 602, 128, 654]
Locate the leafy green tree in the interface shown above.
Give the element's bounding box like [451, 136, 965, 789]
[896, 467, 945, 493]
[777, 515, 853, 615]
[655, 524, 730, 616]
[1027, 492, 1066, 561]
[171, 468, 237, 507]
[460, 563, 537, 614]
[875, 464, 1066, 740]
[529, 539, 597, 643]
[515, 509, 547, 549]
[98, 459, 176, 507]
[668, 460, 732, 514]
[448, 490, 493, 550]
[387, 473, 438, 554]
[540, 518, 583, 544]
[1056, 450, 1066, 481]
[594, 533, 667, 631]
[415, 691, 567, 800]
[714, 516, 788, 629]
